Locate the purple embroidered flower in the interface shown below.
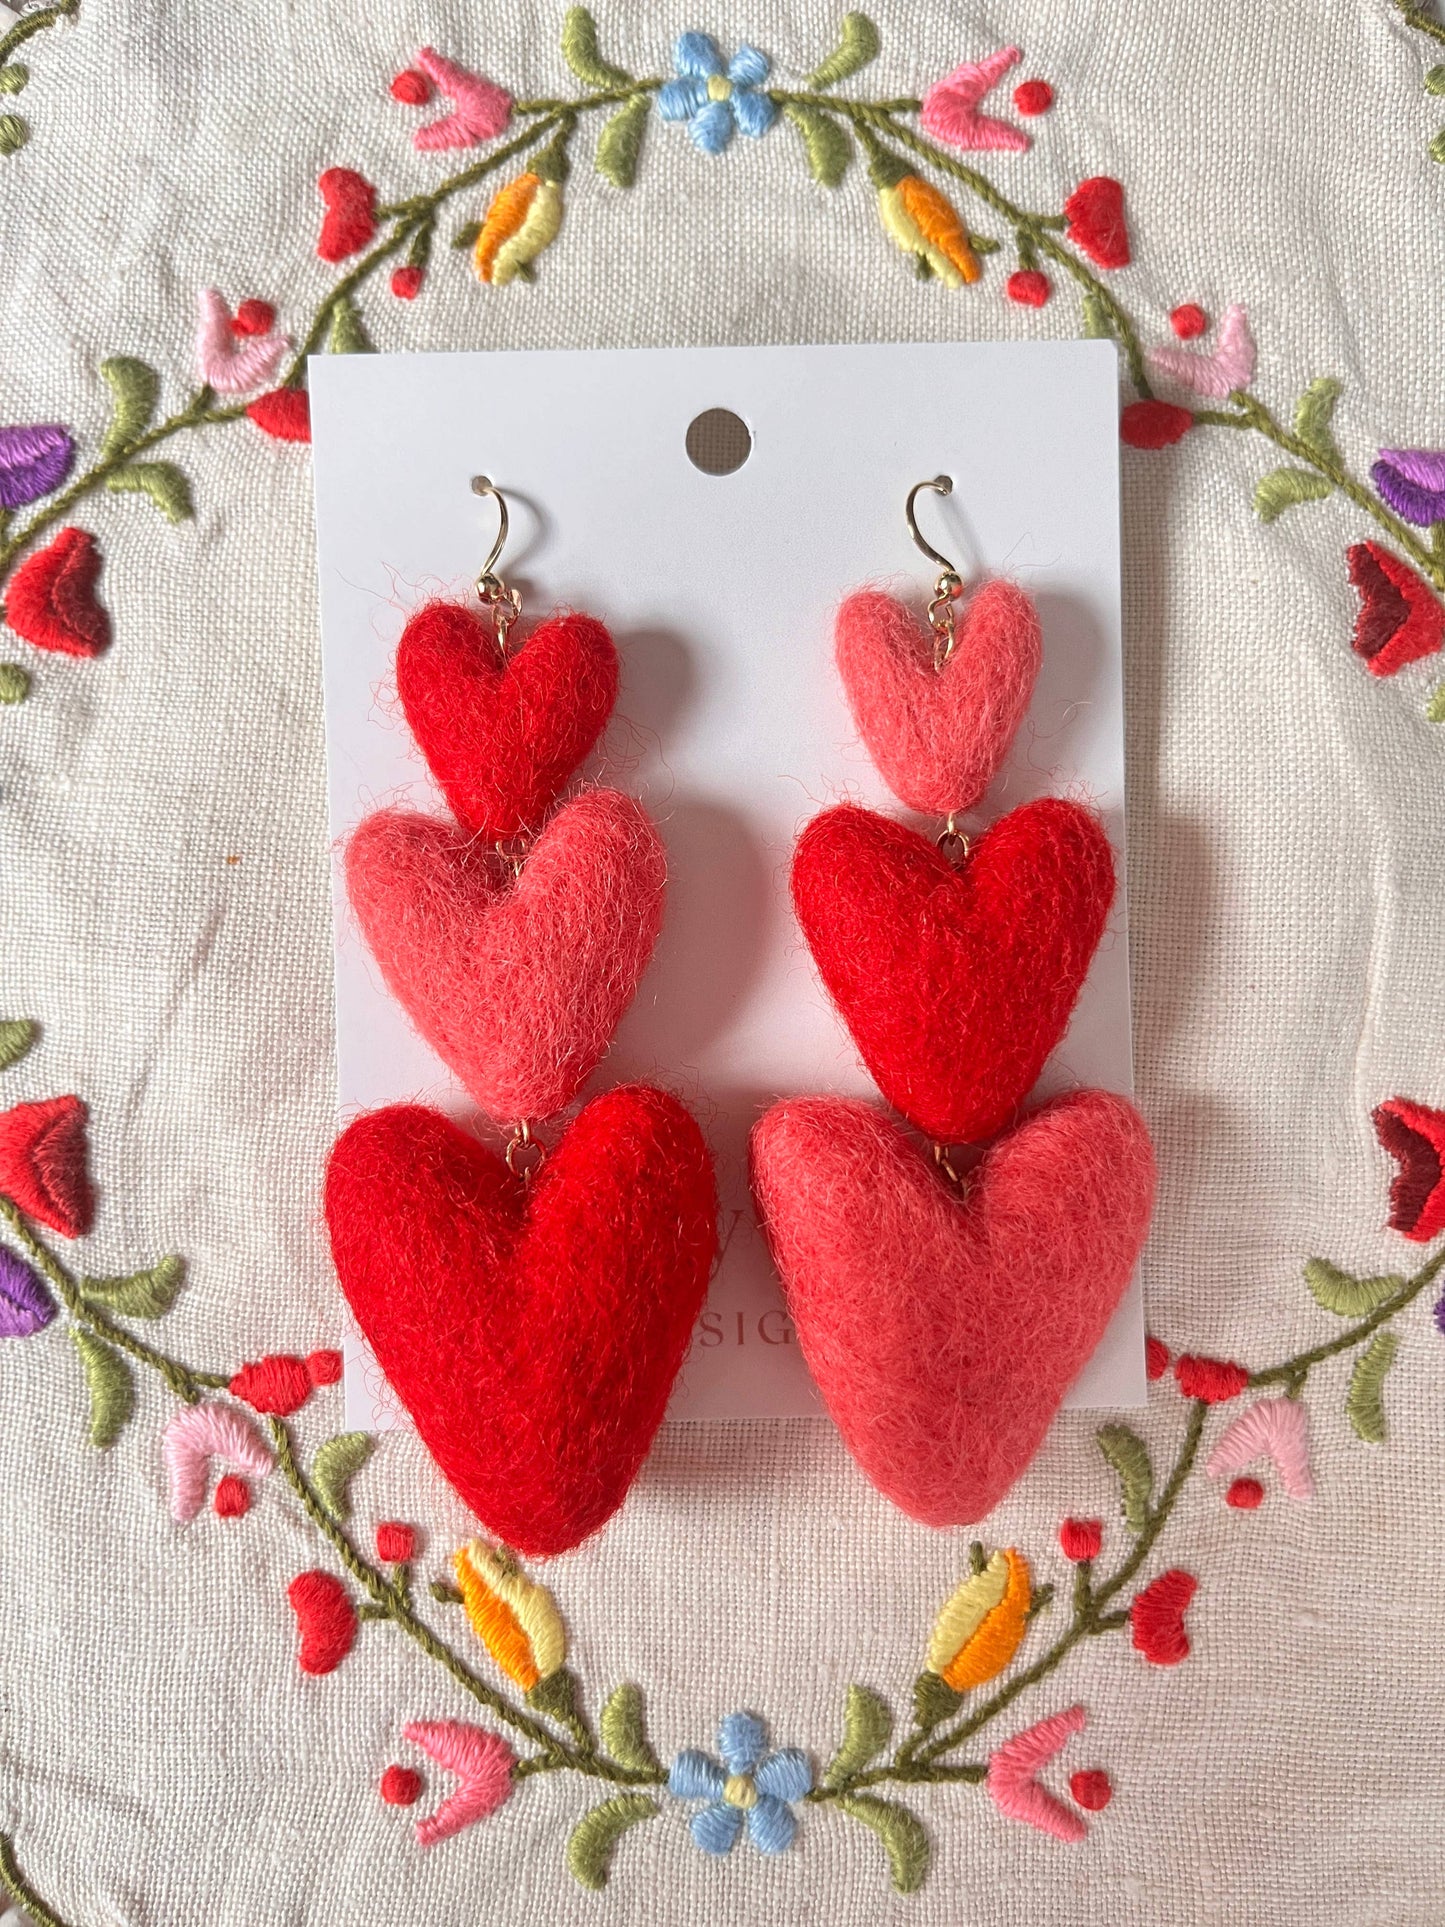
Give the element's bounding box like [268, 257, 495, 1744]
[668, 1712, 812, 1856]
[658, 35, 776, 154]
[0, 1244, 55, 1338]
[0, 424, 75, 510]
[1372, 449, 1445, 528]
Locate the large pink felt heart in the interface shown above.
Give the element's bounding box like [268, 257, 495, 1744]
[835, 582, 1041, 814]
[346, 789, 664, 1124]
[751, 1089, 1155, 1524]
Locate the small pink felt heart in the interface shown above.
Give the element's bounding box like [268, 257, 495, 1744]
[751, 1089, 1155, 1525]
[835, 582, 1042, 814]
[346, 788, 664, 1124]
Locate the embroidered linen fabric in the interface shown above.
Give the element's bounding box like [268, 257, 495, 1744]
[1, 2, 1444, 1921]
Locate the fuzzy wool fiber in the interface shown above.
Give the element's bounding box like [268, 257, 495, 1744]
[750, 1090, 1155, 1525]
[346, 788, 665, 1125]
[324, 1085, 718, 1557]
[396, 601, 619, 839]
[835, 582, 1042, 814]
[792, 799, 1115, 1145]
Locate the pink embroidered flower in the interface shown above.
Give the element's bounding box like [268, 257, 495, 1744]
[920, 47, 1030, 152]
[194, 289, 289, 396]
[1205, 1397, 1314, 1499]
[162, 1401, 272, 1522]
[403, 1721, 515, 1845]
[985, 1705, 1088, 1842]
[1147, 303, 1255, 400]
[411, 47, 512, 151]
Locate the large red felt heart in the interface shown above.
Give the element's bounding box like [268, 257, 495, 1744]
[751, 1090, 1154, 1524]
[325, 1085, 717, 1555]
[397, 601, 619, 840]
[346, 788, 664, 1124]
[5, 527, 110, 657]
[792, 799, 1115, 1145]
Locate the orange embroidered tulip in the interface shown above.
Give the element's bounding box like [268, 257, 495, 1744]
[926, 1548, 1031, 1690]
[473, 171, 564, 285]
[454, 1540, 566, 1690]
[869, 145, 979, 286]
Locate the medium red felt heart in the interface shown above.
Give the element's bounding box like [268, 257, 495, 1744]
[396, 601, 619, 839]
[1064, 176, 1129, 269]
[317, 166, 378, 263]
[245, 388, 311, 442]
[346, 788, 664, 1124]
[5, 527, 110, 657]
[325, 1085, 717, 1556]
[751, 1089, 1155, 1524]
[792, 799, 1115, 1145]
[1346, 542, 1444, 677]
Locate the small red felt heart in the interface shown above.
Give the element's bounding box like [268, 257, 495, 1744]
[751, 1089, 1154, 1523]
[396, 601, 619, 839]
[793, 799, 1115, 1145]
[1064, 176, 1129, 268]
[325, 1085, 717, 1555]
[316, 166, 378, 263]
[245, 388, 311, 442]
[1346, 542, 1444, 677]
[5, 527, 110, 657]
[346, 788, 664, 1124]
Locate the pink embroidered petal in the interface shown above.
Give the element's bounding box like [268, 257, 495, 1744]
[193, 289, 289, 396]
[1206, 1397, 1314, 1500]
[413, 47, 512, 151]
[162, 1402, 273, 1522]
[919, 47, 1030, 153]
[985, 1704, 1088, 1843]
[404, 1720, 515, 1845]
[1146, 303, 1255, 400]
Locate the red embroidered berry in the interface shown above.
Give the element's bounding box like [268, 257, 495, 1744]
[230, 1354, 314, 1415]
[390, 265, 426, 300]
[1058, 1517, 1103, 1562]
[1144, 1335, 1170, 1380]
[381, 1764, 422, 1806]
[231, 299, 276, 338]
[1013, 79, 1054, 116]
[1174, 1355, 1250, 1403]
[390, 68, 432, 105]
[1169, 302, 1208, 340]
[376, 1521, 417, 1564]
[1006, 269, 1051, 308]
[1069, 1769, 1112, 1811]
[213, 1474, 251, 1518]
[1225, 1476, 1265, 1509]
[306, 1348, 344, 1386]
[1130, 1568, 1197, 1666]
[1120, 400, 1193, 449]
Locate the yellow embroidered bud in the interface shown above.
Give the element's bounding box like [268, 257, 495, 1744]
[454, 1540, 567, 1690]
[473, 172, 565, 286]
[871, 146, 980, 288]
[926, 1548, 1031, 1690]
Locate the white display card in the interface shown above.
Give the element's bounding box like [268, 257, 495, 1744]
[308, 340, 1145, 1426]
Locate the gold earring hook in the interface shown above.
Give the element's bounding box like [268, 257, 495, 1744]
[905, 475, 964, 670]
[471, 475, 522, 654]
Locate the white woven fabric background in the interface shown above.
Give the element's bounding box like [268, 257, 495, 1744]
[1, 1, 1443, 1921]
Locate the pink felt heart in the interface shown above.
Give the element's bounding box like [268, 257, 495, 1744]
[835, 582, 1042, 814]
[751, 1089, 1155, 1524]
[346, 788, 665, 1124]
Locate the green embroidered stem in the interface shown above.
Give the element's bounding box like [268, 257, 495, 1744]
[1393, 0, 1445, 50]
[0, 0, 78, 68]
[0, 1831, 71, 1927]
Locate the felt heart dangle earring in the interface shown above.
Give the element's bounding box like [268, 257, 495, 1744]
[325, 477, 717, 1559]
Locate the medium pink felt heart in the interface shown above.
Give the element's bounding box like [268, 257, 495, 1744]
[346, 789, 665, 1124]
[751, 1089, 1155, 1524]
[835, 581, 1042, 814]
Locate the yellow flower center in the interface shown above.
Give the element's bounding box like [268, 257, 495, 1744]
[706, 74, 733, 103]
[723, 1773, 758, 1810]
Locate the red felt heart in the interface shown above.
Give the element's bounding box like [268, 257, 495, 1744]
[317, 166, 378, 263]
[325, 1085, 717, 1556]
[245, 388, 311, 442]
[5, 527, 110, 657]
[1064, 176, 1129, 268]
[345, 788, 665, 1123]
[792, 799, 1115, 1145]
[751, 1089, 1155, 1524]
[396, 601, 619, 839]
[1346, 542, 1444, 677]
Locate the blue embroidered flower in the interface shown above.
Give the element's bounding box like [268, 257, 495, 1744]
[658, 33, 777, 154]
[668, 1711, 812, 1856]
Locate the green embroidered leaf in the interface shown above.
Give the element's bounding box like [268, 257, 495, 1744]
[451, 220, 482, 252]
[527, 1667, 579, 1722]
[1081, 290, 1114, 339]
[970, 233, 1001, 254]
[560, 8, 632, 90]
[594, 92, 650, 189]
[1302, 1258, 1402, 1318]
[0, 65, 28, 96]
[70, 1328, 134, 1448]
[836, 1794, 929, 1896]
[1097, 1422, 1153, 1531]
[311, 1431, 374, 1519]
[0, 663, 29, 705]
[911, 1669, 962, 1729]
[99, 356, 159, 459]
[1430, 521, 1445, 570]
[824, 1683, 892, 1786]
[1253, 466, 1333, 524]
[1026, 1581, 1055, 1620]
[108, 461, 194, 524]
[429, 1579, 464, 1604]
[326, 294, 373, 355]
[1346, 1330, 1398, 1443]
[599, 1682, 660, 1773]
[1430, 127, 1445, 164]
[805, 12, 882, 89]
[1292, 376, 1342, 463]
[781, 100, 853, 187]
[565, 1794, 658, 1891]
[80, 1254, 184, 1320]
[1427, 682, 1445, 724]
[0, 1018, 38, 1071]
[0, 114, 30, 157]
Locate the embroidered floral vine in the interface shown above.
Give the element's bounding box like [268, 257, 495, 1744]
[1, 1016, 1440, 1909]
[0, 0, 76, 162]
[1, 10, 1443, 715]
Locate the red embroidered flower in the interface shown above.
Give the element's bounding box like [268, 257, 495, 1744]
[246, 389, 311, 443]
[1006, 269, 1050, 307]
[1144, 1334, 1170, 1380]
[5, 528, 111, 658]
[288, 1570, 357, 1675]
[1130, 1569, 1197, 1665]
[1346, 545, 1445, 678]
[376, 1521, 417, 1563]
[0, 1095, 93, 1236]
[1372, 1097, 1445, 1241]
[230, 1355, 314, 1415]
[1174, 1355, 1250, 1403]
[391, 265, 426, 300]
[316, 167, 378, 264]
[1064, 177, 1129, 268]
[1120, 401, 1193, 449]
[1058, 1518, 1103, 1562]
[1169, 303, 1208, 340]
